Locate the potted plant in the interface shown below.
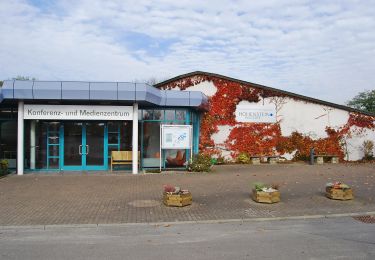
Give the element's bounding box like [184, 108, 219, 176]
[163, 184, 192, 207]
[325, 182, 353, 200]
[252, 182, 280, 204]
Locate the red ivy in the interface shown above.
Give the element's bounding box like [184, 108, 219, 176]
[160, 75, 375, 161]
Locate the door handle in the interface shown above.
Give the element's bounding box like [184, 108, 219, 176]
[86, 145, 89, 155]
[79, 145, 82, 155]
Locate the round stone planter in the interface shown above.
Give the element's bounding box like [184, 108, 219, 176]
[252, 189, 280, 204]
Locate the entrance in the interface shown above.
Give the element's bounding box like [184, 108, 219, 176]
[63, 122, 106, 170]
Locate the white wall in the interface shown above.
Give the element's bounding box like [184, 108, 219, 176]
[183, 81, 217, 97]
[276, 98, 350, 139]
[185, 81, 374, 161]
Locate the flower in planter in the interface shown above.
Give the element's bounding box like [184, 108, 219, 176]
[163, 184, 192, 207]
[325, 181, 353, 200]
[252, 182, 281, 203]
[326, 182, 350, 190]
[253, 182, 279, 192]
[163, 184, 190, 195]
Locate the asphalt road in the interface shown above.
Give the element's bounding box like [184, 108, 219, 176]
[1, 217, 374, 260]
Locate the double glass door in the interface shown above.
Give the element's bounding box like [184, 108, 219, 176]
[63, 122, 105, 170]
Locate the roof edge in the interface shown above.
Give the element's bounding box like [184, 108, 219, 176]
[155, 71, 375, 117]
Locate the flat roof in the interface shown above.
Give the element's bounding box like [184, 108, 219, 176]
[0, 80, 208, 110]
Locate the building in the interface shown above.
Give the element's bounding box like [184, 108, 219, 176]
[0, 80, 207, 175]
[156, 71, 375, 162]
[1, 71, 374, 175]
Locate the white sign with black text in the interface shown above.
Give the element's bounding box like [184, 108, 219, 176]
[235, 105, 277, 123]
[23, 104, 133, 121]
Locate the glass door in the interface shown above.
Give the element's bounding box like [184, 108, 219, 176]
[85, 122, 106, 170]
[63, 122, 84, 170]
[62, 122, 106, 171]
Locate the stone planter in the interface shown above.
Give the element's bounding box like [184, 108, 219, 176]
[250, 157, 261, 165]
[163, 192, 192, 207]
[267, 157, 278, 164]
[252, 189, 280, 204]
[326, 187, 353, 200]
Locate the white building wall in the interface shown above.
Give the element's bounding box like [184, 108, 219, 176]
[184, 81, 374, 161]
[276, 98, 350, 139]
[345, 128, 375, 161]
[183, 81, 217, 97]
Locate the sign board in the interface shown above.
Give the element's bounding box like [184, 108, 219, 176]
[161, 125, 192, 149]
[24, 104, 133, 121]
[235, 105, 276, 123]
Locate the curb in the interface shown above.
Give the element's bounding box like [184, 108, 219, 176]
[1, 211, 374, 230]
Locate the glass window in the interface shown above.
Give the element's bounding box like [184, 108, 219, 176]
[0, 120, 17, 168]
[143, 110, 153, 120]
[30, 121, 61, 169]
[0, 108, 16, 119]
[153, 110, 164, 120]
[165, 110, 175, 121]
[176, 110, 186, 121]
[142, 122, 160, 167]
[108, 122, 118, 133]
[108, 133, 118, 145]
[48, 145, 59, 157]
[48, 158, 59, 169]
[165, 149, 187, 168]
[119, 121, 132, 151]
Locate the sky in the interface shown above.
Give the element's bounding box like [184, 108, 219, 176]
[0, 0, 375, 105]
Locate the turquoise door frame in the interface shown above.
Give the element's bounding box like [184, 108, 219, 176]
[61, 122, 107, 171]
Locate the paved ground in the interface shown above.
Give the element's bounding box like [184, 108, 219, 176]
[0, 163, 374, 226]
[1, 217, 374, 260]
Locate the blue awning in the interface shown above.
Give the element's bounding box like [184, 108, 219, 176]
[0, 80, 208, 110]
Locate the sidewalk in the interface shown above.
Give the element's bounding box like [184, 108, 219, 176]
[0, 164, 374, 226]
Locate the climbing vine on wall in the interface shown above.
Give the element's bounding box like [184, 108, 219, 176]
[160, 75, 375, 161]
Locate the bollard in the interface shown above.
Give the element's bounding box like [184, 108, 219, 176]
[309, 147, 315, 165]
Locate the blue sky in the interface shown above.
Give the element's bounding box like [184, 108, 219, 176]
[1, 0, 375, 104]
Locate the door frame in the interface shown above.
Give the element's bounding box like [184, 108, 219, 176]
[60, 121, 107, 171]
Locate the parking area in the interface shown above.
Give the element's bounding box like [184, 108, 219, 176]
[0, 163, 374, 226]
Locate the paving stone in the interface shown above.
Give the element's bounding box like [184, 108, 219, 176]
[0, 164, 374, 226]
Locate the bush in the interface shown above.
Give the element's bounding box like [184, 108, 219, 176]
[188, 153, 212, 172]
[237, 152, 250, 164]
[211, 156, 226, 165]
[362, 140, 374, 161]
[216, 156, 226, 165]
[0, 159, 9, 176]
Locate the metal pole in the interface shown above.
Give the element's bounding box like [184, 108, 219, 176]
[309, 147, 315, 165]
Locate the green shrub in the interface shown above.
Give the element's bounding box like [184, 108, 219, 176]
[237, 152, 250, 164]
[0, 159, 9, 176]
[216, 156, 226, 165]
[211, 156, 226, 165]
[252, 182, 266, 191]
[188, 153, 212, 172]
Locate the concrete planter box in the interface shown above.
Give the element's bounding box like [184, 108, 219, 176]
[251, 157, 261, 165]
[267, 157, 278, 164]
[163, 192, 192, 207]
[252, 189, 280, 204]
[326, 187, 353, 200]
